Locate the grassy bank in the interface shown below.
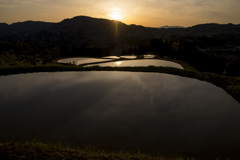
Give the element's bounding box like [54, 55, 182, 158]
[1, 141, 238, 160]
[0, 142, 184, 160]
[0, 64, 240, 103]
[0, 142, 151, 160]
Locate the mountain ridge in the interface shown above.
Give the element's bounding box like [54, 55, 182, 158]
[0, 15, 240, 48]
[159, 25, 185, 29]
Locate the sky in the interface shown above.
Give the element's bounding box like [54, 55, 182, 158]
[0, 0, 240, 27]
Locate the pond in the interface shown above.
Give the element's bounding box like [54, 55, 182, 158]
[144, 54, 156, 58]
[57, 57, 113, 65]
[102, 56, 120, 59]
[120, 55, 137, 59]
[0, 72, 240, 155]
[85, 59, 184, 69]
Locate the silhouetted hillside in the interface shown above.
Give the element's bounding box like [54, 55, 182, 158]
[159, 25, 185, 29]
[35, 16, 135, 47]
[0, 16, 239, 47]
[0, 23, 9, 31]
[186, 23, 240, 36]
[27, 16, 164, 56]
[0, 21, 55, 41]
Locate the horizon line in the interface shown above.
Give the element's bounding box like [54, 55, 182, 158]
[1, 15, 239, 28]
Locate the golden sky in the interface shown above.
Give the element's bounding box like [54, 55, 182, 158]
[0, 0, 240, 27]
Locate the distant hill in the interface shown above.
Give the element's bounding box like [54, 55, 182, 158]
[0, 16, 240, 49]
[0, 21, 55, 41]
[35, 16, 138, 47]
[158, 25, 185, 29]
[186, 23, 240, 36]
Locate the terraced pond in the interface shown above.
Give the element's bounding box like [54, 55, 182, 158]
[0, 71, 239, 155]
[86, 59, 183, 69]
[57, 57, 113, 65]
[57, 57, 183, 69]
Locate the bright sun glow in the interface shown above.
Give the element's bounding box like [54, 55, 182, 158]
[109, 11, 122, 21]
[115, 61, 122, 66]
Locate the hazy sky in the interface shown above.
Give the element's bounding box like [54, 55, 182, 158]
[0, 0, 240, 27]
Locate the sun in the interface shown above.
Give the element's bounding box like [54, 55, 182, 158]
[109, 11, 122, 21]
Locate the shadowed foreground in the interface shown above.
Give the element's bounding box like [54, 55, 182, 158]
[1, 142, 239, 160]
[0, 142, 186, 160]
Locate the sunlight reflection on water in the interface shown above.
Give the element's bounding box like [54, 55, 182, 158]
[115, 61, 122, 66]
[86, 59, 183, 69]
[57, 57, 113, 65]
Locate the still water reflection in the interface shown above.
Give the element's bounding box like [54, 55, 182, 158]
[57, 57, 113, 65]
[86, 59, 183, 69]
[144, 54, 156, 58]
[102, 56, 120, 59]
[0, 72, 240, 155]
[120, 55, 137, 59]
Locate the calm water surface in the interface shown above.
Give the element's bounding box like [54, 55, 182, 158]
[144, 54, 156, 58]
[102, 56, 120, 59]
[86, 59, 183, 69]
[57, 57, 113, 65]
[0, 72, 239, 155]
[120, 55, 137, 59]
